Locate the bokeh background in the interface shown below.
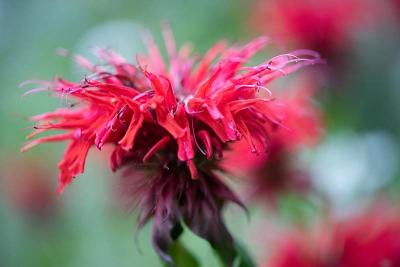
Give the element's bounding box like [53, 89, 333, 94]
[1, 0, 400, 266]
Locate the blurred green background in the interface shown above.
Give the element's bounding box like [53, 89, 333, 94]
[1, 0, 400, 266]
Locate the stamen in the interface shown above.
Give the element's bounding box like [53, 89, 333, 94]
[191, 117, 207, 156]
[143, 136, 172, 162]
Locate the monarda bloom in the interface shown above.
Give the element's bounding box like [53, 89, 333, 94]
[22, 30, 321, 265]
[264, 204, 400, 267]
[223, 79, 323, 205]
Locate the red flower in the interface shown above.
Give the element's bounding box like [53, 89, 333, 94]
[252, 0, 381, 59]
[223, 78, 323, 204]
[1, 157, 58, 222]
[22, 29, 321, 264]
[265, 204, 400, 267]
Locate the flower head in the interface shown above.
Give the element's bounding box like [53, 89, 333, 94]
[22, 29, 321, 265]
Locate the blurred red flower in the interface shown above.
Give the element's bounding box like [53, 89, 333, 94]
[265, 204, 400, 267]
[223, 78, 323, 204]
[22, 29, 321, 264]
[252, 0, 381, 59]
[1, 157, 58, 222]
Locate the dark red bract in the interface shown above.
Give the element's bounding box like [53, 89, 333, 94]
[22, 30, 321, 265]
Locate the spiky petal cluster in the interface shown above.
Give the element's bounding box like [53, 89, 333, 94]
[22, 34, 321, 193]
[265, 204, 400, 267]
[22, 31, 321, 265]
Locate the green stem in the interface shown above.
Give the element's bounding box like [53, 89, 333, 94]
[168, 240, 200, 267]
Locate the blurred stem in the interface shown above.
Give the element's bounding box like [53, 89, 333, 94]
[213, 240, 257, 267]
[233, 241, 257, 267]
[167, 240, 200, 267]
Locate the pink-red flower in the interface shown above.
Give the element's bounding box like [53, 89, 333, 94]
[252, 0, 381, 59]
[223, 78, 323, 204]
[1, 157, 58, 222]
[264, 204, 400, 267]
[22, 30, 321, 265]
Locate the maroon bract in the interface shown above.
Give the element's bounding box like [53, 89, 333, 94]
[22, 31, 321, 265]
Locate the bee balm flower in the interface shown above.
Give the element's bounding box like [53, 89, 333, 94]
[22, 30, 321, 265]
